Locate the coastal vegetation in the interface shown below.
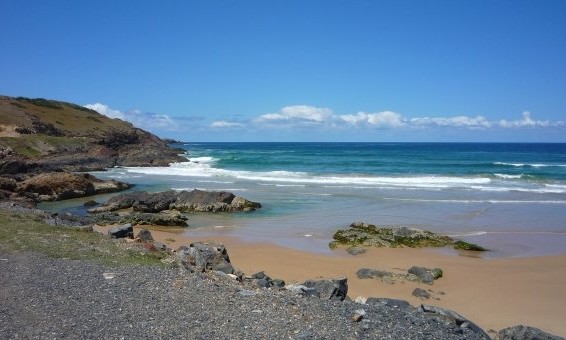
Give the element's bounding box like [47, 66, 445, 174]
[0, 209, 169, 266]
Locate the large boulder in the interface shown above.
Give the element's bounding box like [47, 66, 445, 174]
[301, 278, 348, 301]
[496, 325, 563, 340]
[177, 241, 235, 274]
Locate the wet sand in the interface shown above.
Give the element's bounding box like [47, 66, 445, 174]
[96, 225, 566, 337]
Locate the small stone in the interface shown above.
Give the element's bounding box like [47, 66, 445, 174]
[412, 288, 431, 300]
[102, 273, 115, 280]
[137, 229, 154, 242]
[83, 200, 98, 207]
[238, 289, 257, 297]
[354, 296, 367, 304]
[352, 309, 366, 322]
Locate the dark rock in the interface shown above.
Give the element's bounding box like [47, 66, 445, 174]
[365, 297, 413, 310]
[271, 279, 286, 288]
[356, 268, 394, 280]
[251, 271, 271, 280]
[412, 288, 431, 300]
[153, 242, 168, 252]
[83, 200, 98, 207]
[302, 278, 348, 301]
[177, 241, 235, 274]
[420, 304, 490, 338]
[0, 177, 17, 191]
[18, 172, 131, 201]
[172, 189, 261, 212]
[136, 229, 154, 242]
[497, 325, 563, 340]
[408, 266, 443, 285]
[119, 210, 189, 227]
[454, 240, 489, 251]
[108, 224, 134, 239]
[256, 278, 272, 288]
[131, 190, 178, 213]
[89, 189, 261, 214]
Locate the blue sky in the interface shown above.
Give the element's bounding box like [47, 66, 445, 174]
[1, 1, 565, 142]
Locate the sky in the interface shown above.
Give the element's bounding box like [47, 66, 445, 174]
[1, 1, 565, 142]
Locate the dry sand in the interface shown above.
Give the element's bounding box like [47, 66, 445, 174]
[97, 225, 566, 337]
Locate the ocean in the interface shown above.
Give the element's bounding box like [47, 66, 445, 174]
[50, 142, 566, 258]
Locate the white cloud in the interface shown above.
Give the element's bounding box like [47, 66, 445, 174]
[340, 111, 404, 128]
[84, 103, 176, 131]
[256, 105, 333, 125]
[84, 103, 124, 120]
[210, 120, 245, 128]
[410, 115, 491, 128]
[498, 111, 551, 128]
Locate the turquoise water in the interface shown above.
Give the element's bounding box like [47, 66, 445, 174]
[76, 143, 566, 257]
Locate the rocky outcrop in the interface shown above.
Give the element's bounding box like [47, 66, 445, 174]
[330, 222, 487, 251]
[17, 172, 131, 201]
[286, 278, 348, 301]
[0, 95, 186, 175]
[89, 189, 261, 214]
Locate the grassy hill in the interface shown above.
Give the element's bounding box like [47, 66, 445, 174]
[0, 96, 185, 172]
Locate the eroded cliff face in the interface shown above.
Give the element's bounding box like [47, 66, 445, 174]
[0, 96, 186, 174]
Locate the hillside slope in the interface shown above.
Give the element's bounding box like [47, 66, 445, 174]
[0, 96, 185, 173]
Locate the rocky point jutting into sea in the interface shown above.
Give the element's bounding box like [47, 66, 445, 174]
[0, 96, 564, 339]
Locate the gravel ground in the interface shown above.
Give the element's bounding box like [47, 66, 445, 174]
[0, 252, 490, 339]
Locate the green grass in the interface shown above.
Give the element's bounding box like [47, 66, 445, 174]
[0, 209, 174, 267]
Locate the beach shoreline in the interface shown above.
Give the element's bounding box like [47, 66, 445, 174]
[95, 225, 566, 337]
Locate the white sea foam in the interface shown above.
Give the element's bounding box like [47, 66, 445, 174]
[470, 185, 566, 194]
[447, 231, 488, 237]
[381, 197, 566, 204]
[494, 162, 566, 168]
[494, 173, 523, 179]
[124, 162, 493, 190]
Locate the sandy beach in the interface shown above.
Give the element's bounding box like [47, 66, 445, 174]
[95, 225, 566, 337]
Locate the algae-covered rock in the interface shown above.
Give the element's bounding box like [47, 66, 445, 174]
[330, 222, 453, 249]
[454, 240, 488, 251]
[330, 222, 487, 252]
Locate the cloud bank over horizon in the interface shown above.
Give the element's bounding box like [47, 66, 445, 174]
[85, 103, 565, 141]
